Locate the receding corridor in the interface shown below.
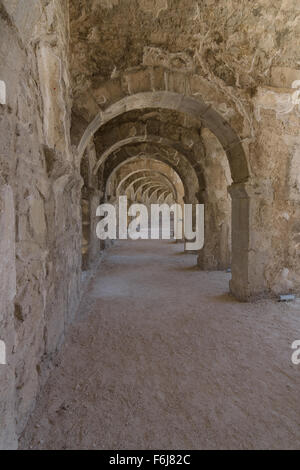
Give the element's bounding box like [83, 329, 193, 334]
[20, 240, 300, 450]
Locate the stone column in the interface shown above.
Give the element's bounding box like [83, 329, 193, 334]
[87, 189, 102, 268]
[197, 190, 231, 270]
[229, 180, 276, 301]
[81, 187, 90, 271]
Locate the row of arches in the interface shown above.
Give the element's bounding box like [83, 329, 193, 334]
[77, 90, 241, 295]
[75, 83, 299, 300]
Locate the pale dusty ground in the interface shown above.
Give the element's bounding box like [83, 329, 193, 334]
[20, 240, 300, 450]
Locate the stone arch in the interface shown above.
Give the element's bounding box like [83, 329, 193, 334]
[93, 135, 204, 178]
[118, 171, 178, 201]
[127, 179, 175, 203]
[96, 136, 204, 203]
[91, 110, 208, 193]
[134, 179, 168, 200]
[140, 182, 170, 200]
[93, 134, 205, 203]
[157, 190, 172, 204]
[77, 91, 249, 184]
[114, 166, 183, 198]
[147, 186, 172, 202]
[103, 152, 198, 204]
[97, 117, 231, 268]
[78, 91, 252, 298]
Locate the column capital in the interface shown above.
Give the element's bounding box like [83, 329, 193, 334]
[228, 179, 274, 200]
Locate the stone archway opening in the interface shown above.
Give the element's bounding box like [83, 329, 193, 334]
[78, 92, 243, 296]
[102, 155, 186, 244]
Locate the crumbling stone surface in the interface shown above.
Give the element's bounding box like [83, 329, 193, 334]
[0, 184, 17, 449]
[70, 0, 299, 95]
[0, 1, 83, 447]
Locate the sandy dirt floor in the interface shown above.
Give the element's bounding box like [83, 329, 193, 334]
[20, 240, 300, 449]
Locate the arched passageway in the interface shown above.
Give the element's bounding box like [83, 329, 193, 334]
[78, 92, 242, 294]
[1, 0, 300, 451]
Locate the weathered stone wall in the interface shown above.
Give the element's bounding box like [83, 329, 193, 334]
[81, 140, 102, 271]
[0, 184, 17, 448]
[240, 83, 300, 296]
[198, 128, 232, 270]
[0, 1, 83, 448]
